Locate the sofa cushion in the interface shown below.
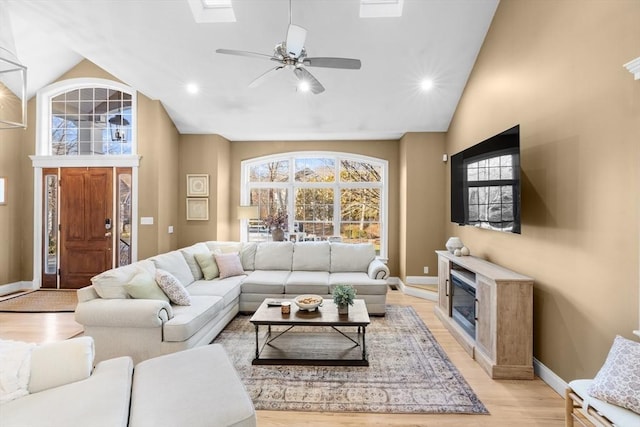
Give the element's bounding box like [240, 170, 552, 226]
[187, 276, 244, 307]
[242, 270, 289, 293]
[129, 345, 256, 427]
[150, 251, 195, 287]
[28, 337, 95, 394]
[156, 270, 191, 306]
[125, 272, 169, 302]
[163, 296, 224, 342]
[91, 263, 143, 299]
[194, 250, 221, 280]
[329, 272, 388, 295]
[215, 253, 246, 279]
[254, 242, 293, 270]
[285, 271, 330, 295]
[240, 242, 257, 271]
[588, 335, 640, 414]
[292, 241, 331, 271]
[1, 356, 133, 427]
[205, 241, 243, 254]
[330, 243, 375, 273]
[179, 243, 210, 281]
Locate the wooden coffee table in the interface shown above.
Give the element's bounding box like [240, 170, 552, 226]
[249, 299, 370, 366]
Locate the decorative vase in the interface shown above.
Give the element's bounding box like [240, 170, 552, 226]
[337, 304, 349, 315]
[271, 227, 285, 241]
[445, 237, 463, 254]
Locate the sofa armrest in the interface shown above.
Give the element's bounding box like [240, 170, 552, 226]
[77, 285, 100, 303]
[75, 298, 173, 328]
[367, 259, 390, 280]
[28, 337, 95, 393]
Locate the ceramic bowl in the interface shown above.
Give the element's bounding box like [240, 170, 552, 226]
[294, 294, 323, 311]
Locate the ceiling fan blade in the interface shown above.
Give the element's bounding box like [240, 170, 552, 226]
[303, 57, 362, 70]
[294, 67, 325, 94]
[248, 66, 282, 88]
[286, 24, 307, 58]
[215, 48, 274, 61]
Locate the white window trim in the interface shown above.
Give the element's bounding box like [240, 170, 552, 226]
[30, 78, 139, 289]
[240, 151, 388, 260]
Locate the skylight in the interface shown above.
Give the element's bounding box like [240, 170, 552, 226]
[360, 0, 404, 18]
[188, 0, 236, 23]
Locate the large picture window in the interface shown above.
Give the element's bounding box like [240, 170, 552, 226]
[241, 152, 388, 258]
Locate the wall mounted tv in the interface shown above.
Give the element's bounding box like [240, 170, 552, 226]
[451, 125, 521, 234]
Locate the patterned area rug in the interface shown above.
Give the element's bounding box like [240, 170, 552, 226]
[0, 290, 78, 312]
[213, 305, 488, 414]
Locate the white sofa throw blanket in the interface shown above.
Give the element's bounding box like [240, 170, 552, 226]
[0, 339, 36, 403]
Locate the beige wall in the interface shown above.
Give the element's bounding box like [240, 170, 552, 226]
[137, 96, 180, 259]
[178, 134, 231, 247]
[446, 0, 640, 381]
[399, 133, 446, 282]
[0, 88, 24, 284]
[229, 140, 401, 276]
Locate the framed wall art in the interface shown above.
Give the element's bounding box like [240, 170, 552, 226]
[186, 198, 209, 221]
[187, 174, 209, 197]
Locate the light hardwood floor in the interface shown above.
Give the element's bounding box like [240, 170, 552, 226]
[0, 289, 566, 426]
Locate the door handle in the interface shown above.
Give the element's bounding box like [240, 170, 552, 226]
[105, 232, 112, 237]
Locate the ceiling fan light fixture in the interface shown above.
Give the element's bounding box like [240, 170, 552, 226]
[297, 80, 311, 93]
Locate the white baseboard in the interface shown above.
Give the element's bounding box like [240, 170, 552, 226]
[405, 275, 438, 286]
[534, 357, 567, 397]
[0, 281, 36, 297]
[396, 277, 438, 301]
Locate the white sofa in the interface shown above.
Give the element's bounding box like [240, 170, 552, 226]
[0, 337, 256, 427]
[75, 240, 389, 364]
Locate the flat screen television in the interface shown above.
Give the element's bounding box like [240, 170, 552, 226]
[451, 125, 521, 234]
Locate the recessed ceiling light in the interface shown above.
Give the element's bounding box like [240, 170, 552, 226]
[186, 83, 199, 94]
[420, 78, 434, 91]
[298, 81, 311, 93]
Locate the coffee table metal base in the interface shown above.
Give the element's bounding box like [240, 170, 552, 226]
[252, 324, 369, 366]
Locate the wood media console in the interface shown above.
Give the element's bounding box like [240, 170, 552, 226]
[435, 250, 534, 380]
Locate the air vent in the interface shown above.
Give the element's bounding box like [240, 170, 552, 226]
[360, 0, 404, 18]
[188, 0, 235, 23]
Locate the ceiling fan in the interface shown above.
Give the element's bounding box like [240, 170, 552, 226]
[215, 1, 361, 94]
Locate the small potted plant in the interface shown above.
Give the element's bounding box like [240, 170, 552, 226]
[332, 284, 357, 315]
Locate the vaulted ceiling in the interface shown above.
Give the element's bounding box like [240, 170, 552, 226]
[6, 0, 499, 141]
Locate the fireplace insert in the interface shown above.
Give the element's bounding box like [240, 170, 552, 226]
[450, 272, 476, 338]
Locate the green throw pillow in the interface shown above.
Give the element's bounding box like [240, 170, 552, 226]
[125, 272, 169, 302]
[195, 251, 220, 280]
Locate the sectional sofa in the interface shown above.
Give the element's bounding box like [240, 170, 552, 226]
[75, 240, 390, 364]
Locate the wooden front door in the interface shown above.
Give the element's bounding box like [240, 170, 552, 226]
[59, 168, 113, 289]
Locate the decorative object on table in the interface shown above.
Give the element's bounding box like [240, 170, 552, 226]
[280, 301, 291, 315]
[332, 284, 356, 315]
[461, 246, 470, 256]
[186, 174, 209, 197]
[445, 237, 464, 254]
[186, 198, 209, 220]
[454, 248, 462, 257]
[263, 211, 288, 241]
[294, 294, 322, 311]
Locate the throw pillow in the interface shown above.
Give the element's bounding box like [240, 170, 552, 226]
[125, 271, 169, 302]
[588, 335, 640, 414]
[155, 269, 191, 306]
[195, 250, 221, 280]
[0, 339, 36, 403]
[214, 252, 246, 279]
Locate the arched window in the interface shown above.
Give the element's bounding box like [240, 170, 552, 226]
[35, 78, 136, 157]
[241, 152, 388, 258]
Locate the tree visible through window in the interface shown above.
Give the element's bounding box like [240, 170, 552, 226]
[242, 153, 387, 257]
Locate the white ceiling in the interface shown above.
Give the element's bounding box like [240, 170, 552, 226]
[5, 0, 499, 141]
